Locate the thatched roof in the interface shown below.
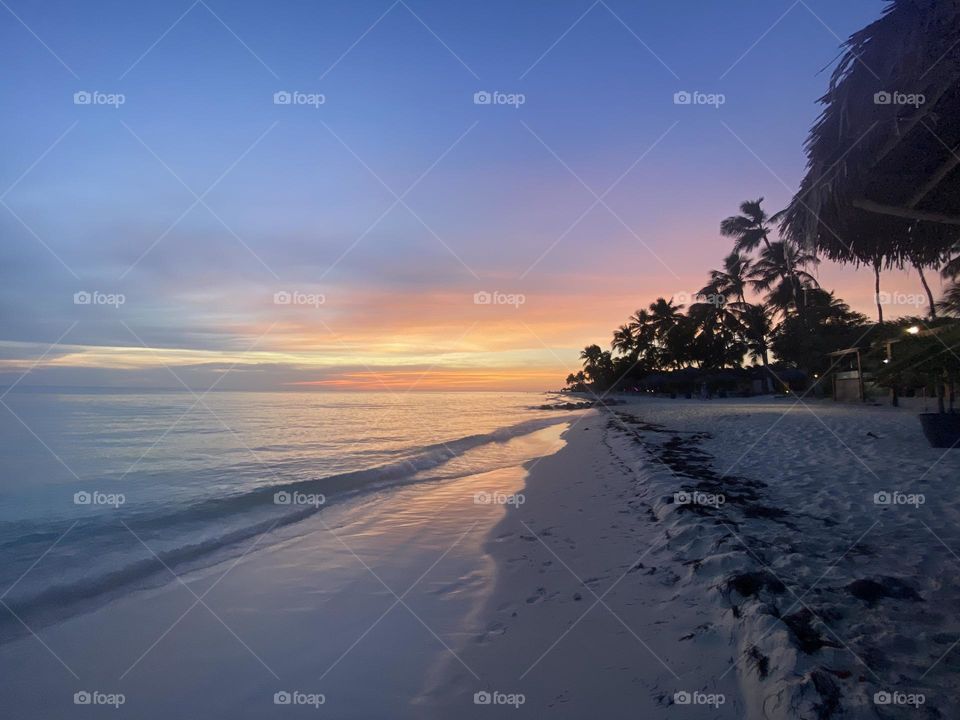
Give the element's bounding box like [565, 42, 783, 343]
[782, 0, 960, 265]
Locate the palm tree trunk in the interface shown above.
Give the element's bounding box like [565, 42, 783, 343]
[915, 262, 937, 320]
[874, 260, 884, 324]
[791, 274, 806, 322]
[762, 350, 771, 394]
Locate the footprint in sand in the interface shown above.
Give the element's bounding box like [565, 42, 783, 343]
[475, 621, 508, 645]
[526, 587, 547, 604]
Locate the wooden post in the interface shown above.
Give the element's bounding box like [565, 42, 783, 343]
[886, 341, 898, 407]
[857, 350, 865, 402]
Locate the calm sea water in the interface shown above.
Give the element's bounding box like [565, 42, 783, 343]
[0, 390, 566, 639]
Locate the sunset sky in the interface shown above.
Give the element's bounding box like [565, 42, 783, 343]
[0, 0, 938, 391]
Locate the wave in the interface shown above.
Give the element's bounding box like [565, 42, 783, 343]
[0, 415, 569, 641]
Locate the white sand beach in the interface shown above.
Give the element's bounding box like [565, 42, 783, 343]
[3, 398, 958, 719]
[446, 396, 960, 718]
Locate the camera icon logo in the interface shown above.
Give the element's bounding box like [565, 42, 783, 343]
[273, 291, 292, 305]
[74, 491, 92, 505]
[273, 91, 292, 105]
[674, 491, 691, 505]
[74, 291, 92, 305]
[873, 491, 891, 505]
[274, 491, 291, 505]
[873, 91, 892, 105]
[673, 91, 692, 105]
[74, 691, 92, 705]
[474, 291, 492, 305]
[673, 691, 692, 705]
[473, 91, 492, 105]
[73, 91, 92, 105]
[474, 691, 492, 705]
[873, 691, 892, 705]
[274, 691, 292, 705]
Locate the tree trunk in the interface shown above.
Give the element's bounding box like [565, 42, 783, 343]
[915, 262, 937, 320]
[762, 351, 771, 394]
[874, 260, 884, 324]
[793, 276, 807, 323]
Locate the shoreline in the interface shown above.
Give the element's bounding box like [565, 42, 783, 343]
[0, 421, 576, 720]
[0, 411, 577, 645]
[3, 397, 957, 718]
[446, 396, 960, 718]
[439, 407, 741, 718]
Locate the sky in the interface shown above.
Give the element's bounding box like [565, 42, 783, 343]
[0, 0, 936, 391]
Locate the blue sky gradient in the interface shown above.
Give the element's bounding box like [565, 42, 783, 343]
[2, 0, 920, 390]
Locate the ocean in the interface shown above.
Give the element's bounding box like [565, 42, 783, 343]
[0, 390, 568, 641]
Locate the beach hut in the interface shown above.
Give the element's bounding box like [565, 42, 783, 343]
[781, 0, 960, 282]
[826, 347, 867, 402]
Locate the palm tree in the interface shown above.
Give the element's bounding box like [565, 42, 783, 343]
[699, 251, 753, 307]
[720, 198, 782, 254]
[801, 288, 867, 326]
[580, 344, 603, 370]
[912, 259, 938, 320]
[942, 241, 960, 280]
[740, 303, 773, 392]
[579, 344, 614, 388]
[687, 301, 746, 370]
[647, 297, 684, 338]
[871, 254, 884, 324]
[750, 240, 819, 318]
[662, 313, 697, 370]
[611, 324, 635, 356]
[937, 280, 960, 317]
[627, 309, 655, 348]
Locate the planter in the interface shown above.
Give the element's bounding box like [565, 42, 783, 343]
[918, 413, 960, 448]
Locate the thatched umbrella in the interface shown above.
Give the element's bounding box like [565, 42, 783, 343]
[782, 0, 960, 268]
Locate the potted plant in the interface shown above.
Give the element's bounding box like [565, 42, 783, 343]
[877, 323, 960, 448]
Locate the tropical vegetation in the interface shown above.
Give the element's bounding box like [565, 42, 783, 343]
[566, 199, 872, 394]
[568, 0, 960, 397]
